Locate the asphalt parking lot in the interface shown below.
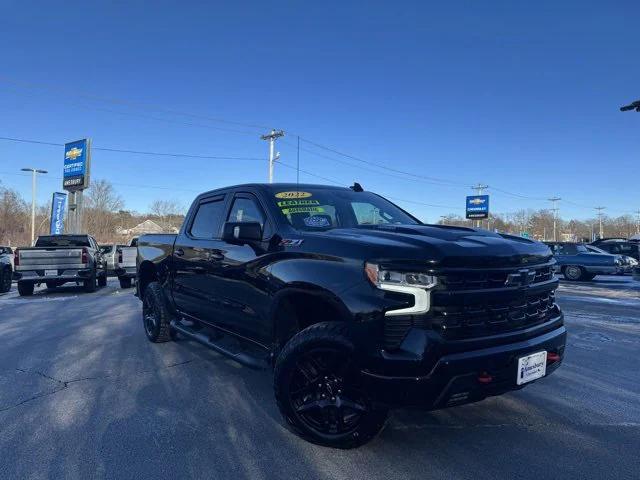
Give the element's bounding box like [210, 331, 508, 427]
[1, 276, 638, 480]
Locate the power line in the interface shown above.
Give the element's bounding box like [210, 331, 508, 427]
[281, 139, 466, 188]
[274, 160, 462, 210]
[0, 170, 202, 193]
[298, 137, 468, 187]
[0, 136, 265, 161]
[0, 75, 271, 131]
[1, 77, 634, 215]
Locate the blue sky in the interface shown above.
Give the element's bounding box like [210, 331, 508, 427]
[0, 0, 638, 221]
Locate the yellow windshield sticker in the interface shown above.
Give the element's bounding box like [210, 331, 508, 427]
[281, 206, 325, 215]
[275, 191, 312, 199]
[277, 199, 320, 207]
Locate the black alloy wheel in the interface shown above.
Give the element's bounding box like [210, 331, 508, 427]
[289, 346, 370, 437]
[143, 292, 159, 338]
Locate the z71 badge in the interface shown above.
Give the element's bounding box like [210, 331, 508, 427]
[279, 238, 304, 247]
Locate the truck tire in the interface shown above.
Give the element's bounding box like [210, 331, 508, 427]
[274, 322, 388, 449]
[119, 277, 132, 289]
[0, 267, 11, 293]
[563, 265, 584, 281]
[142, 282, 173, 343]
[18, 282, 34, 296]
[98, 273, 107, 287]
[84, 269, 97, 293]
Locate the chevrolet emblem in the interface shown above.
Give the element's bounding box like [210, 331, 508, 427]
[65, 147, 83, 160]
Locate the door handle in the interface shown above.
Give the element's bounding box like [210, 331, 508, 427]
[175, 248, 185, 257]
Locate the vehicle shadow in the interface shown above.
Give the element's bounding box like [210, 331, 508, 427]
[1, 294, 638, 479]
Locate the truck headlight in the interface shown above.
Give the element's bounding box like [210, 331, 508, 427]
[365, 263, 437, 316]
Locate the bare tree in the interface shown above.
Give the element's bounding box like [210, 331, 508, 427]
[148, 199, 185, 230]
[84, 180, 125, 242]
[0, 183, 29, 246]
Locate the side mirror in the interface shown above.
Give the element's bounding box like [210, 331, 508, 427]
[222, 222, 262, 244]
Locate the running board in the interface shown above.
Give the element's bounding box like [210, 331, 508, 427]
[170, 320, 270, 370]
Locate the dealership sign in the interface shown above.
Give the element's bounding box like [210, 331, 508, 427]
[50, 192, 67, 235]
[466, 195, 489, 219]
[63, 139, 91, 191]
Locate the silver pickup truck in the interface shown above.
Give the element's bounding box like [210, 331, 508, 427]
[14, 234, 108, 296]
[115, 237, 137, 288]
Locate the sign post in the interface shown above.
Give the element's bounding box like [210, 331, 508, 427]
[63, 139, 91, 233]
[49, 192, 67, 235]
[466, 195, 490, 228]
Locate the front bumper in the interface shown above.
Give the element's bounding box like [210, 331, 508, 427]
[360, 321, 566, 409]
[14, 269, 93, 283]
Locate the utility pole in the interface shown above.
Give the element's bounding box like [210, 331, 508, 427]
[635, 209, 640, 235]
[595, 206, 606, 240]
[260, 129, 285, 183]
[21, 167, 48, 245]
[471, 183, 488, 228]
[548, 197, 561, 241]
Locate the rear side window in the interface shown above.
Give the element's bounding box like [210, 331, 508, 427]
[557, 244, 578, 255]
[190, 199, 225, 239]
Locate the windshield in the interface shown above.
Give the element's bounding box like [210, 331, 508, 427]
[270, 189, 419, 230]
[35, 236, 90, 247]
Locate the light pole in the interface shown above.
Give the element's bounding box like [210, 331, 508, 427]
[21, 167, 48, 245]
[548, 197, 561, 241]
[260, 129, 285, 183]
[595, 206, 606, 240]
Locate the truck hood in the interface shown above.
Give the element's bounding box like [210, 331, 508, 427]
[303, 224, 552, 268]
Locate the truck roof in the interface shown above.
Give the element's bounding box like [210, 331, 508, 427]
[197, 183, 350, 198]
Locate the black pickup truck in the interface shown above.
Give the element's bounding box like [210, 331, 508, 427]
[137, 183, 565, 448]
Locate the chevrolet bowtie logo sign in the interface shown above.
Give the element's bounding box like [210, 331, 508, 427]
[65, 147, 83, 160]
[469, 198, 485, 205]
[505, 269, 537, 287]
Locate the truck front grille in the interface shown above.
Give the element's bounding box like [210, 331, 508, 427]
[382, 262, 558, 349]
[438, 264, 554, 291]
[431, 291, 558, 340]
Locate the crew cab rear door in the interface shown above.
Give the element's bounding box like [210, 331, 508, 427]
[171, 194, 228, 322]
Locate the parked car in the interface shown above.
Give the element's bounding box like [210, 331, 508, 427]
[13, 234, 108, 295]
[100, 244, 118, 276]
[0, 246, 13, 293]
[584, 245, 635, 274]
[115, 239, 137, 288]
[545, 242, 622, 280]
[136, 183, 566, 448]
[591, 238, 640, 262]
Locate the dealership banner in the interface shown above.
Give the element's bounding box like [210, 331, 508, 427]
[50, 192, 67, 235]
[466, 195, 489, 219]
[63, 139, 91, 191]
